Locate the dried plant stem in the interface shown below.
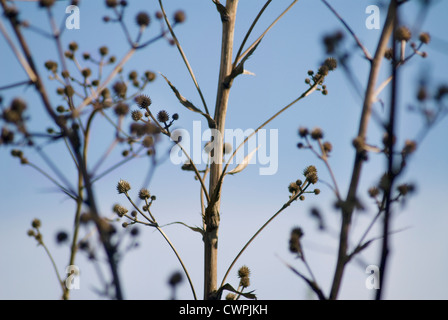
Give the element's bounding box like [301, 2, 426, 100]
[204, 0, 239, 300]
[234, 0, 298, 66]
[0, 19, 37, 82]
[329, 0, 396, 300]
[158, 0, 209, 115]
[0, 79, 32, 91]
[321, 0, 372, 61]
[155, 227, 198, 300]
[40, 241, 66, 295]
[63, 170, 84, 300]
[76, 48, 136, 113]
[233, 0, 272, 69]
[376, 5, 400, 299]
[27, 162, 77, 200]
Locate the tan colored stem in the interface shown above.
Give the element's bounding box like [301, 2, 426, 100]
[204, 0, 239, 300]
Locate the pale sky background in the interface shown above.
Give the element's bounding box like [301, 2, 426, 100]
[1, 0, 448, 300]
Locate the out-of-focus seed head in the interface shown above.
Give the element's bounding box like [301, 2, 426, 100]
[136, 12, 150, 27]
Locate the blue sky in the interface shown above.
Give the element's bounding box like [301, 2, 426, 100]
[1, 0, 448, 300]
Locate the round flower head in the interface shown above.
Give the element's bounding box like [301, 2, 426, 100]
[32, 218, 41, 229]
[112, 81, 127, 98]
[168, 271, 183, 287]
[240, 276, 250, 288]
[138, 188, 151, 200]
[44, 60, 58, 72]
[131, 110, 143, 121]
[135, 95, 152, 109]
[39, 0, 55, 7]
[419, 32, 431, 44]
[310, 127, 323, 140]
[157, 110, 170, 123]
[173, 10, 186, 23]
[395, 26, 412, 42]
[136, 12, 150, 27]
[106, 0, 118, 8]
[99, 46, 109, 56]
[114, 102, 129, 116]
[238, 265, 251, 279]
[113, 204, 128, 217]
[117, 179, 131, 194]
[324, 57, 337, 71]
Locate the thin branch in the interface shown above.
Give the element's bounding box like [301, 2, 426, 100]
[221, 81, 319, 184]
[234, 0, 299, 66]
[158, 0, 210, 116]
[376, 3, 399, 299]
[276, 254, 326, 300]
[27, 162, 77, 200]
[220, 181, 311, 288]
[0, 19, 37, 82]
[321, 0, 372, 61]
[0, 79, 32, 91]
[232, 0, 272, 69]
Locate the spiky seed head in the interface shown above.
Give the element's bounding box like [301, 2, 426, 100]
[135, 95, 152, 109]
[117, 179, 131, 194]
[131, 110, 143, 121]
[240, 276, 250, 288]
[288, 182, 299, 194]
[310, 127, 323, 140]
[303, 165, 317, 176]
[138, 188, 151, 200]
[238, 265, 251, 278]
[157, 110, 169, 123]
[113, 204, 128, 217]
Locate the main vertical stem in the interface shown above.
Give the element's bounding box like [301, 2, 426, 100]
[329, 0, 396, 300]
[204, 0, 239, 300]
